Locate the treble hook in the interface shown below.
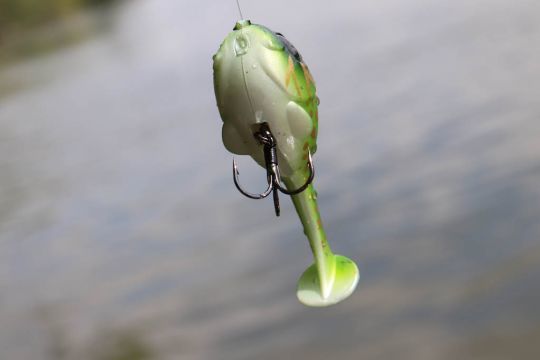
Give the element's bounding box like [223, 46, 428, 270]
[232, 123, 314, 217]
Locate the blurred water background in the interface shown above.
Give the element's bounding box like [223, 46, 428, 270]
[1, 0, 540, 359]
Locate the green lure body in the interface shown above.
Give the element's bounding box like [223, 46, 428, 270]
[213, 20, 359, 306]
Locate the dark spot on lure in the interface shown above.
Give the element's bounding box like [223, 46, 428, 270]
[275, 32, 303, 62]
[233, 19, 251, 30]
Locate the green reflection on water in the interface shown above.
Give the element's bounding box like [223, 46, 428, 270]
[0, 0, 119, 67]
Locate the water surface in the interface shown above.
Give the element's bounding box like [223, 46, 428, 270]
[1, 0, 540, 359]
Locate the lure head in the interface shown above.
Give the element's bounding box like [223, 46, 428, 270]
[213, 20, 319, 177]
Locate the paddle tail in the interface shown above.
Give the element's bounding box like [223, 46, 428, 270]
[284, 179, 359, 306]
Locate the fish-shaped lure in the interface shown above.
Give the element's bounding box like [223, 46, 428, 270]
[213, 20, 359, 306]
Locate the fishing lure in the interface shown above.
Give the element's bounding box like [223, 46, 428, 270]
[212, 19, 359, 306]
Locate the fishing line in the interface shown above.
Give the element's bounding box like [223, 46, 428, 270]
[235, 0, 244, 19]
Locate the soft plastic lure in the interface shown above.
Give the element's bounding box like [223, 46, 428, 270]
[212, 19, 359, 306]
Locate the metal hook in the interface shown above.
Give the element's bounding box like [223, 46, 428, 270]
[231, 123, 314, 217]
[233, 158, 273, 199]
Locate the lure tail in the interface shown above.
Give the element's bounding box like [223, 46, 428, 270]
[297, 254, 359, 307]
[284, 178, 359, 306]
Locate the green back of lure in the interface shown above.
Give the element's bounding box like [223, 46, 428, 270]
[213, 20, 359, 306]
